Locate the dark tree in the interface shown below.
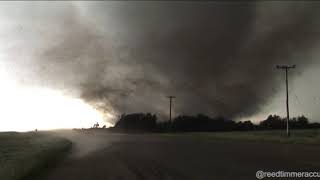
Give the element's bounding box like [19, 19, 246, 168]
[113, 113, 314, 133]
[259, 115, 285, 129]
[115, 113, 157, 131]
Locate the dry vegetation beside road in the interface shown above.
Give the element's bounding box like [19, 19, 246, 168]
[0, 132, 71, 180]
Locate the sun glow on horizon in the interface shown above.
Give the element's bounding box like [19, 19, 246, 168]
[0, 86, 113, 132]
[0, 71, 112, 131]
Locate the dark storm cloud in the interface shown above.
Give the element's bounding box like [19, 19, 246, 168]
[23, 2, 320, 122]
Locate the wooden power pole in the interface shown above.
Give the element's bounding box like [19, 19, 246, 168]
[276, 65, 296, 137]
[167, 96, 176, 122]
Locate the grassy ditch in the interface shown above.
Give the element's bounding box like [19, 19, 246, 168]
[0, 132, 71, 180]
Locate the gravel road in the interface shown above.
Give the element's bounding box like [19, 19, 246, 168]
[42, 130, 320, 180]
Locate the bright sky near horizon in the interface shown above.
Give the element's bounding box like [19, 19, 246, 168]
[0, 71, 111, 131]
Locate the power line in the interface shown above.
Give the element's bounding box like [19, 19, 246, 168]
[290, 88, 303, 116]
[293, 90, 302, 107]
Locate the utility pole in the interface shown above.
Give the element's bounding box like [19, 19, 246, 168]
[167, 96, 176, 122]
[276, 65, 296, 137]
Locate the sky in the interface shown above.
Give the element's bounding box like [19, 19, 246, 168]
[0, 1, 320, 130]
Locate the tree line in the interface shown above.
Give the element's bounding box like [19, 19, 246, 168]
[111, 113, 320, 132]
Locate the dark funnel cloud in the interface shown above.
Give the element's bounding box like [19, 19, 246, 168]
[9, 2, 320, 123]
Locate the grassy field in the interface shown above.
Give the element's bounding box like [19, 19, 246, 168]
[162, 129, 320, 144]
[0, 132, 71, 180]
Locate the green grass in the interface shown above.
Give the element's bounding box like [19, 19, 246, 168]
[0, 132, 72, 180]
[161, 129, 320, 145]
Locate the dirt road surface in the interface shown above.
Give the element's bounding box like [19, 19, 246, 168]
[42, 130, 320, 180]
